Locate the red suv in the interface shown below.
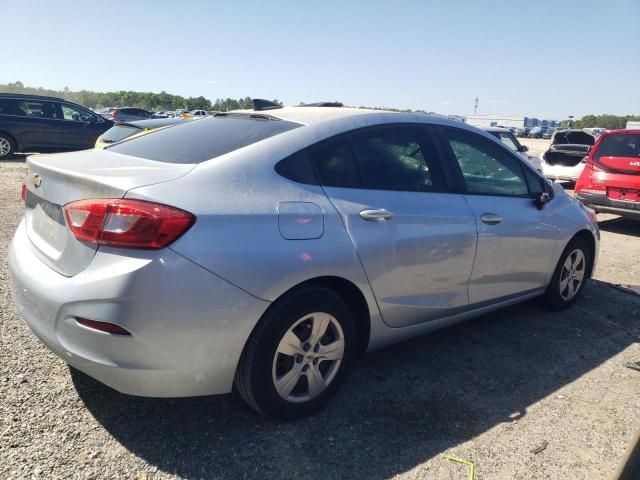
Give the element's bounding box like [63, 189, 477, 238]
[575, 129, 640, 220]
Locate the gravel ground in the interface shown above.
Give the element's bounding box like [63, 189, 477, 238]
[1, 156, 639, 480]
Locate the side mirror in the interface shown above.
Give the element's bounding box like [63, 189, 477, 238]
[519, 145, 529, 152]
[84, 116, 97, 124]
[534, 192, 551, 209]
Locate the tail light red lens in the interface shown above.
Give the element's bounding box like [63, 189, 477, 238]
[21, 177, 26, 203]
[64, 199, 195, 249]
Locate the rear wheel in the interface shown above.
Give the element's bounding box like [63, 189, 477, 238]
[0, 133, 15, 160]
[541, 237, 591, 310]
[235, 286, 355, 419]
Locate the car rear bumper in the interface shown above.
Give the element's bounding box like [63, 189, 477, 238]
[8, 220, 270, 397]
[543, 162, 585, 181]
[575, 190, 640, 220]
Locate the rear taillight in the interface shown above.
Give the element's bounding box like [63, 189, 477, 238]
[63, 199, 195, 249]
[21, 177, 26, 203]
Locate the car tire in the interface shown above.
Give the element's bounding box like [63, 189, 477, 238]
[541, 237, 591, 311]
[234, 286, 355, 420]
[0, 133, 16, 160]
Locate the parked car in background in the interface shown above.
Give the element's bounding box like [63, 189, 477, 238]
[528, 127, 545, 138]
[542, 128, 556, 139]
[516, 127, 530, 138]
[575, 129, 640, 219]
[0, 93, 112, 159]
[542, 129, 597, 182]
[95, 117, 192, 148]
[99, 107, 153, 122]
[9, 104, 598, 419]
[483, 127, 542, 171]
[189, 110, 208, 117]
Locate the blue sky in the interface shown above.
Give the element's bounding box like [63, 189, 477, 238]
[2, 0, 639, 118]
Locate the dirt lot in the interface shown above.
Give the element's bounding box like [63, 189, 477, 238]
[1, 156, 639, 480]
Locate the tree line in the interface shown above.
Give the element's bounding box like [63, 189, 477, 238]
[0, 81, 281, 112]
[561, 114, 640, 130]
[2, 82, 638, 127]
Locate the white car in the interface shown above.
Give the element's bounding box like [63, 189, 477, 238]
[483, 127, 542, 171]
[542, 129, 596, 182]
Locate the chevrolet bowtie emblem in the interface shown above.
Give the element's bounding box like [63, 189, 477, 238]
[31, 175, 42, 187]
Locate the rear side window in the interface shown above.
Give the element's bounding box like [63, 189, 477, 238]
[310, 139, 361, 188]
[0, 99, 15, 115]
[108, 116, 302, 163]
[594, 134, 640, 160]
[100, 125, 142, 143]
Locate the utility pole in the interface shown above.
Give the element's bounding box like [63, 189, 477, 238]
[474, 97, 479, 115]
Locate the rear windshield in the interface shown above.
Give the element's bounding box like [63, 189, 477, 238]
[108, 115, 302, 163]
[595, 133, 640, 160]
[100, 125, 142, 143]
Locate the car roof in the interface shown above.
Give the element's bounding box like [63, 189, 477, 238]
[231, 106, 471, 130]
[0, 92, 66, 102]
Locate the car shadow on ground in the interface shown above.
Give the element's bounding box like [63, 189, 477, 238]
[71, 279, 640, 479]
[598, 217, 640, 238]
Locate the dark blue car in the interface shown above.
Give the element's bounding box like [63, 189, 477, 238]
[0, 93, 113, 159]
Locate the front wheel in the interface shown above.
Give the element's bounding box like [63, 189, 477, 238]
[234, 286, 355, 419]
[541, 237, 591, 310]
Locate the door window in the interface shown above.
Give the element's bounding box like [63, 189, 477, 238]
[309, 126, 445, 192]
[444, 128, 529, 196]
[61, 103, 94, 122]
[351, 126, 444, 191]
[15, 100, 62, 119]
[496, 132, 519, 152]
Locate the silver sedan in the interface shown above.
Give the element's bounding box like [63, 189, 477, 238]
[9, 105, 599, 419]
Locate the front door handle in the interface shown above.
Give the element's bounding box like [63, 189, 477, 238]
[480, 213, 502, 225]
[359, 208, 394, 221]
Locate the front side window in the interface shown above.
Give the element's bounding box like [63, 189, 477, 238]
[61, 103, 95, 122]
[444, 128, 529, 196]
[496, 132, 520, 152]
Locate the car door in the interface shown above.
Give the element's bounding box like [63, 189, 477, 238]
[436, 126, 558, 304]
[308, 124, 478, 328]
[59, 102, 109, 149]
[9, 99, 64, 151]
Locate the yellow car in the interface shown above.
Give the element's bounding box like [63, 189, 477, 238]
[95, 118, 191, 149]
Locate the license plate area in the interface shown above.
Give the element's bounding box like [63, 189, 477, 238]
[26, 191, 67, 250]
[607, 187, 640, 203]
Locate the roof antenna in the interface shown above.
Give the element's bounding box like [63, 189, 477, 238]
[474, 97, 479, 115]
[252, 99, 283, 111]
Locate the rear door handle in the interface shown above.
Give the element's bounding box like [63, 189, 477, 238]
[359, 208, 394, 221]
[480, 213, 502, 225]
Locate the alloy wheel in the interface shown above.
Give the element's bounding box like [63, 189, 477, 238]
[272, 312, 345, 403]
[559, 249, 586, 300]
[0, 138, 10, 157]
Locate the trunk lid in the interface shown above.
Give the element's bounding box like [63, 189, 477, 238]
[24, 149, 195, 276]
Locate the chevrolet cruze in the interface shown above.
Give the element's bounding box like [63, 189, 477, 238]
[9, 103, 599, 419]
